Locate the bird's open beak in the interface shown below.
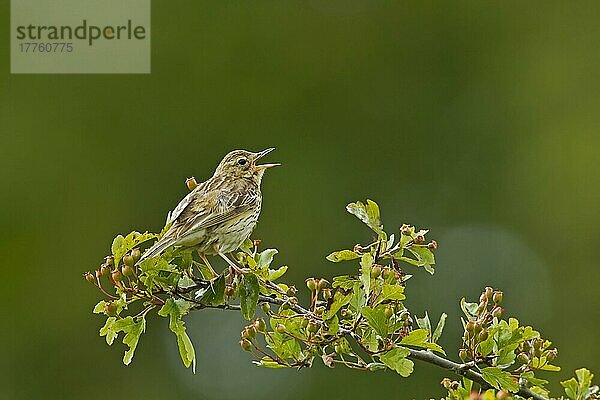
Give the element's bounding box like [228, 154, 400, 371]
[254, 147, 281, 170]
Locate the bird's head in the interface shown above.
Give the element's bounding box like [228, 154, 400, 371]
[215, 148, 280, 183]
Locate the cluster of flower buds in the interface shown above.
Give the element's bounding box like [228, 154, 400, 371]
[460, 287, 504, 361]
[84, 248, 143, 296]
[516, 337, 558, 367]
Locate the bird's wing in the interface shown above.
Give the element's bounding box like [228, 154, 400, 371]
[173, 185, 259, 240]
[165, 183, 205, 226]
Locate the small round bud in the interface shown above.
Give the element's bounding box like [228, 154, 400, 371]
[382, 268, 393, 280]
[240, 339, 252, 351]
[491, 306, 503, 319]
[384, 306, 394, 319]
[428, 240, 438, 250]
[84, 272, 96, 284]
[485, 287, 494, 299]
[473, 322, 483, 334]
[370, 265, 382, 279]
[276, 324, 286, 334]
[516, 352, 530, 364]
[533, 338, 543, 350]
[493, 291, 503, 305]
[415, 234, 425, 243]
[186, 177, 198, 191]
[441, 377, 452, 389]
[242, 326, 256, 340]
[131, 248, 141, 263]
[123, 254, 134, 268]
[478, 329, 488, 342]
[254, 318, 267, 333]
[111, 269, 122, 282]
[224, 285, 235, 297]
[450, 381, 459, 390]
[305, 278, 317, 291]
[261, 303, 271, 314]
[317, 279, 329, 291]
[315, 306, 325, 315]
[286, 285, 297, 297]
[496, 390, 510, 400]
[322, 288, 333, 300]
[105, 301, 118, 316]
[307, 320, 318, 333]
[104, 256, 114, 267]
[253, 239, 261, 247]
[466, 321, 476, 333]
[399, 311, 409, 321]
[100, 265, 110, 277]
[459, 348, 468, 361]
[546, 349, 558, 361]
[122, 264, 133, 277]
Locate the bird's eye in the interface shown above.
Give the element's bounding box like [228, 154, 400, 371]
[237, 158, 247, 166]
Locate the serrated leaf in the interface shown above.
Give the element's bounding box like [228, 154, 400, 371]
[360, 253, 373, 299]
[346, 200, 385, 236]
[460, 297, 479, 318]
[268, 266, 288, 281]
[432, 313, 447, 343]
[258, 249, 278, 269]
[361, 305, 388, 337]
[323, 292, 351, 320]
[158, 298, 196, 371]
[400, 328, 445, 354]
[380, 347, 414, 377]
[481, 367, 520, 393]
[113, 231, 156, 265]
[378, 284, 406, 302]
[93, 300, 108, 314]
[332, 275, 358, 290]
[326, 249, 360, 263]
[239, 273, 259, 320]
[198, 274, 226, 306]
[102, 316, 146, 365]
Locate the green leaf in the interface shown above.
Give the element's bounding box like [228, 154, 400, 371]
[521, 371, 549, 388]
[326, 249, 360, 263]
[100, 316, 146, 365]
[239, 273, 260, 320]
[198, 274, 226, 306]
[460, 297, 479, 317]
[158, 298, 196, 371]
[323, 292, 351, 320]
[360, 253, 373, 299]
[481, 367, 520, 393]
[112, 231, 156, 265]
[406, 246, 436, 274]
[258, 249, 278, 269]
[346, 200, 385, 236]
[416, 312, 432, 335]
[138, 257, 176, 292]
[378, 284, 406, 302]
[332, 275, 358, 290]
[400, 328, 445, 354]
[268, 265, 288, 281]
[93, 300, 108, 314]
[361, 305, 388, 337]
[380, 347, 414, 377]
[432, 313, 447, 343]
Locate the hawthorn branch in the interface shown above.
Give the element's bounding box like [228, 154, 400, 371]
[182, 283, 547, 400]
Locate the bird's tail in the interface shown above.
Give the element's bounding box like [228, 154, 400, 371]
[136, 236, 175, 265]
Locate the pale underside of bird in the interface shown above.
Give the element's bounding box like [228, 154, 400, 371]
[138, 148, 279, 265]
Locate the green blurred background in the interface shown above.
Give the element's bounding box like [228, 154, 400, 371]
[1, 1, 599, 399]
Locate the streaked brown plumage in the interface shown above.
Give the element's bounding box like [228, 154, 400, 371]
[138, 148, 279, 264]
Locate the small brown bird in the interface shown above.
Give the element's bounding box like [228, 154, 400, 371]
[138, 148, 279, 273]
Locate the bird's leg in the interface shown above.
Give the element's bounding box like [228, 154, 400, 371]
[198, 251, 218, 278]
[217, 251, 245, 274]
